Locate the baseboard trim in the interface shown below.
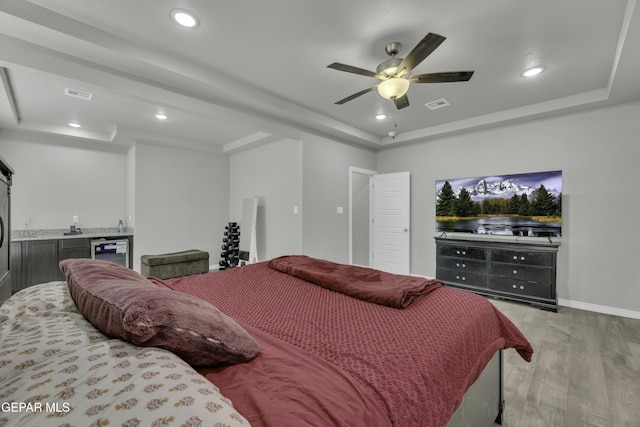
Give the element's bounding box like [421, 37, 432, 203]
[558, 298, 640, 320]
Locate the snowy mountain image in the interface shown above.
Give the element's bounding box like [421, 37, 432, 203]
[454, 177, 536, 201]
[439, 172, 562, 202]
[435, 170, 563, 237]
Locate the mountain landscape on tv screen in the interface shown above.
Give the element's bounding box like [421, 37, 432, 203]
[435, 170, 562, 237]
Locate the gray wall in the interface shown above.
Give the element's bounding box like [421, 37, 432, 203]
[133, 142, 228, 271]
[0, 130, 127, 230]
[229, 138, 303, 260]
[228, 135, 377, 263]
[0, 134, 230, 272]
[377, 102, 640, 315]
[302, 134, 377, 262]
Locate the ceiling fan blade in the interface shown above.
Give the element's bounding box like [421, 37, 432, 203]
[397, 33, 447, 75]
[410, 71, 474, 83]
[335, 86, 377, 105]
[327, 62, 378, 78]
[394, 94, 410, 109]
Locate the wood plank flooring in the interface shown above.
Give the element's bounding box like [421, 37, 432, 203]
[489, 298, 640, 427]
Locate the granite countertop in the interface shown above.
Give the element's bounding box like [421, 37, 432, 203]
[12, 227, 134, 242]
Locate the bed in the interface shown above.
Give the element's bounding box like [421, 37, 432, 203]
[0, 256, 532, 427]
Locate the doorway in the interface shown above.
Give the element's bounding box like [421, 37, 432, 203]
[349, 167, 410, 274]
[349, 167, 375, 266]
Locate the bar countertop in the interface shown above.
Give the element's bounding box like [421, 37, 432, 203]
[12, 228, 134, 242]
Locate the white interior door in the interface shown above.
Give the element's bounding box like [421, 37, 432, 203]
[372, 172, 410, 274]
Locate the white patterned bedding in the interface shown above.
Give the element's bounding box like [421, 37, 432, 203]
[0, 282, 250, 427]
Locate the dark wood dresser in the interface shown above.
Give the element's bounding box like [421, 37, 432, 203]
[0, 156, 14, 305]
[435, 236, 560, 311]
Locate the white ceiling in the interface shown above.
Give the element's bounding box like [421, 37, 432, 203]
[0, 0, 639, 153]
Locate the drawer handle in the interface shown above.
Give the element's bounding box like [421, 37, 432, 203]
[462, 251, 467, 255]
[456, 250, 460, 255]
[520, 285, 525, 290]
[512, 284, 517, 288]
[513, 255, 517, 260]
[521, 256, 526, 261]
[513, 270, 518, 275]
[456, 263, 466, 268]
[462, 276, 466, 281]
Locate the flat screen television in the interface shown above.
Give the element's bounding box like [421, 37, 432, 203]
[435, 170, 562, 237]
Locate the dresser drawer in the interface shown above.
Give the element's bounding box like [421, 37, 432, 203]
[438, 245, 487, 260]
[489, 263, 552, 283]
[489, 277, 552, 299]
[491, 249, 553, 266]
[437, 257, 487, 274]
[437, 268, 487, 288]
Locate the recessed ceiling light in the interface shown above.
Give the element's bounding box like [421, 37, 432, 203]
[521, 66, 545, 78]
[171, 9, 198, 27]
[375, 114, 387, 120]
[155, 113, 168, 120]
[68, 122, 81, 128]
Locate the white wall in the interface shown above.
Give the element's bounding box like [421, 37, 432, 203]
[229, 138, 302, 260]
[377, 102, 640, 315]
[302, 135, 377, 263]
[0, 131, 127, 230]
[134, 142, 228, 271]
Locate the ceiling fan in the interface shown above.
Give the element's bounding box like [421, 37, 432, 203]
[328, 33, 474, 110]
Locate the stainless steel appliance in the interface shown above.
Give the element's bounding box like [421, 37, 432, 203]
[91, 239, 129, 267]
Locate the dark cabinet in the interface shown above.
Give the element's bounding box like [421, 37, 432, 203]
[0, 157, 13, 305]
[23, 239, 60, 291]
[435, 237, 560, 311]
[10, 241, 22, 294]
[59, 238, 91, 261]
[11, 235, 133, 294]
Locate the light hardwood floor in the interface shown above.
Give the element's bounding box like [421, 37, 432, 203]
[489, 298, 640, 427]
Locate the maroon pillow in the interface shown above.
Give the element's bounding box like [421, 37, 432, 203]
[59, 258, 259, 366]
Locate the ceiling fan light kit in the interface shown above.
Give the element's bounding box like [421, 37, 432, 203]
[328, 33, 474, 110]
[378, 78, 410, 99]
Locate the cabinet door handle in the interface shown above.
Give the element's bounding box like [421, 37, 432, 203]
[0, 216, 4, 249]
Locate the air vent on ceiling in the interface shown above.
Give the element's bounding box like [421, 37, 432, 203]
[425, 98, 450, 110]
[64, 88, 93, 101]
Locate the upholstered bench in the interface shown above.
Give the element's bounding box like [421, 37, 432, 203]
[141, 249, 209, 279]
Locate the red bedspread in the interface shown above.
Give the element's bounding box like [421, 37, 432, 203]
[268, 255, 444, 308]
[159, 261, 532, 427]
